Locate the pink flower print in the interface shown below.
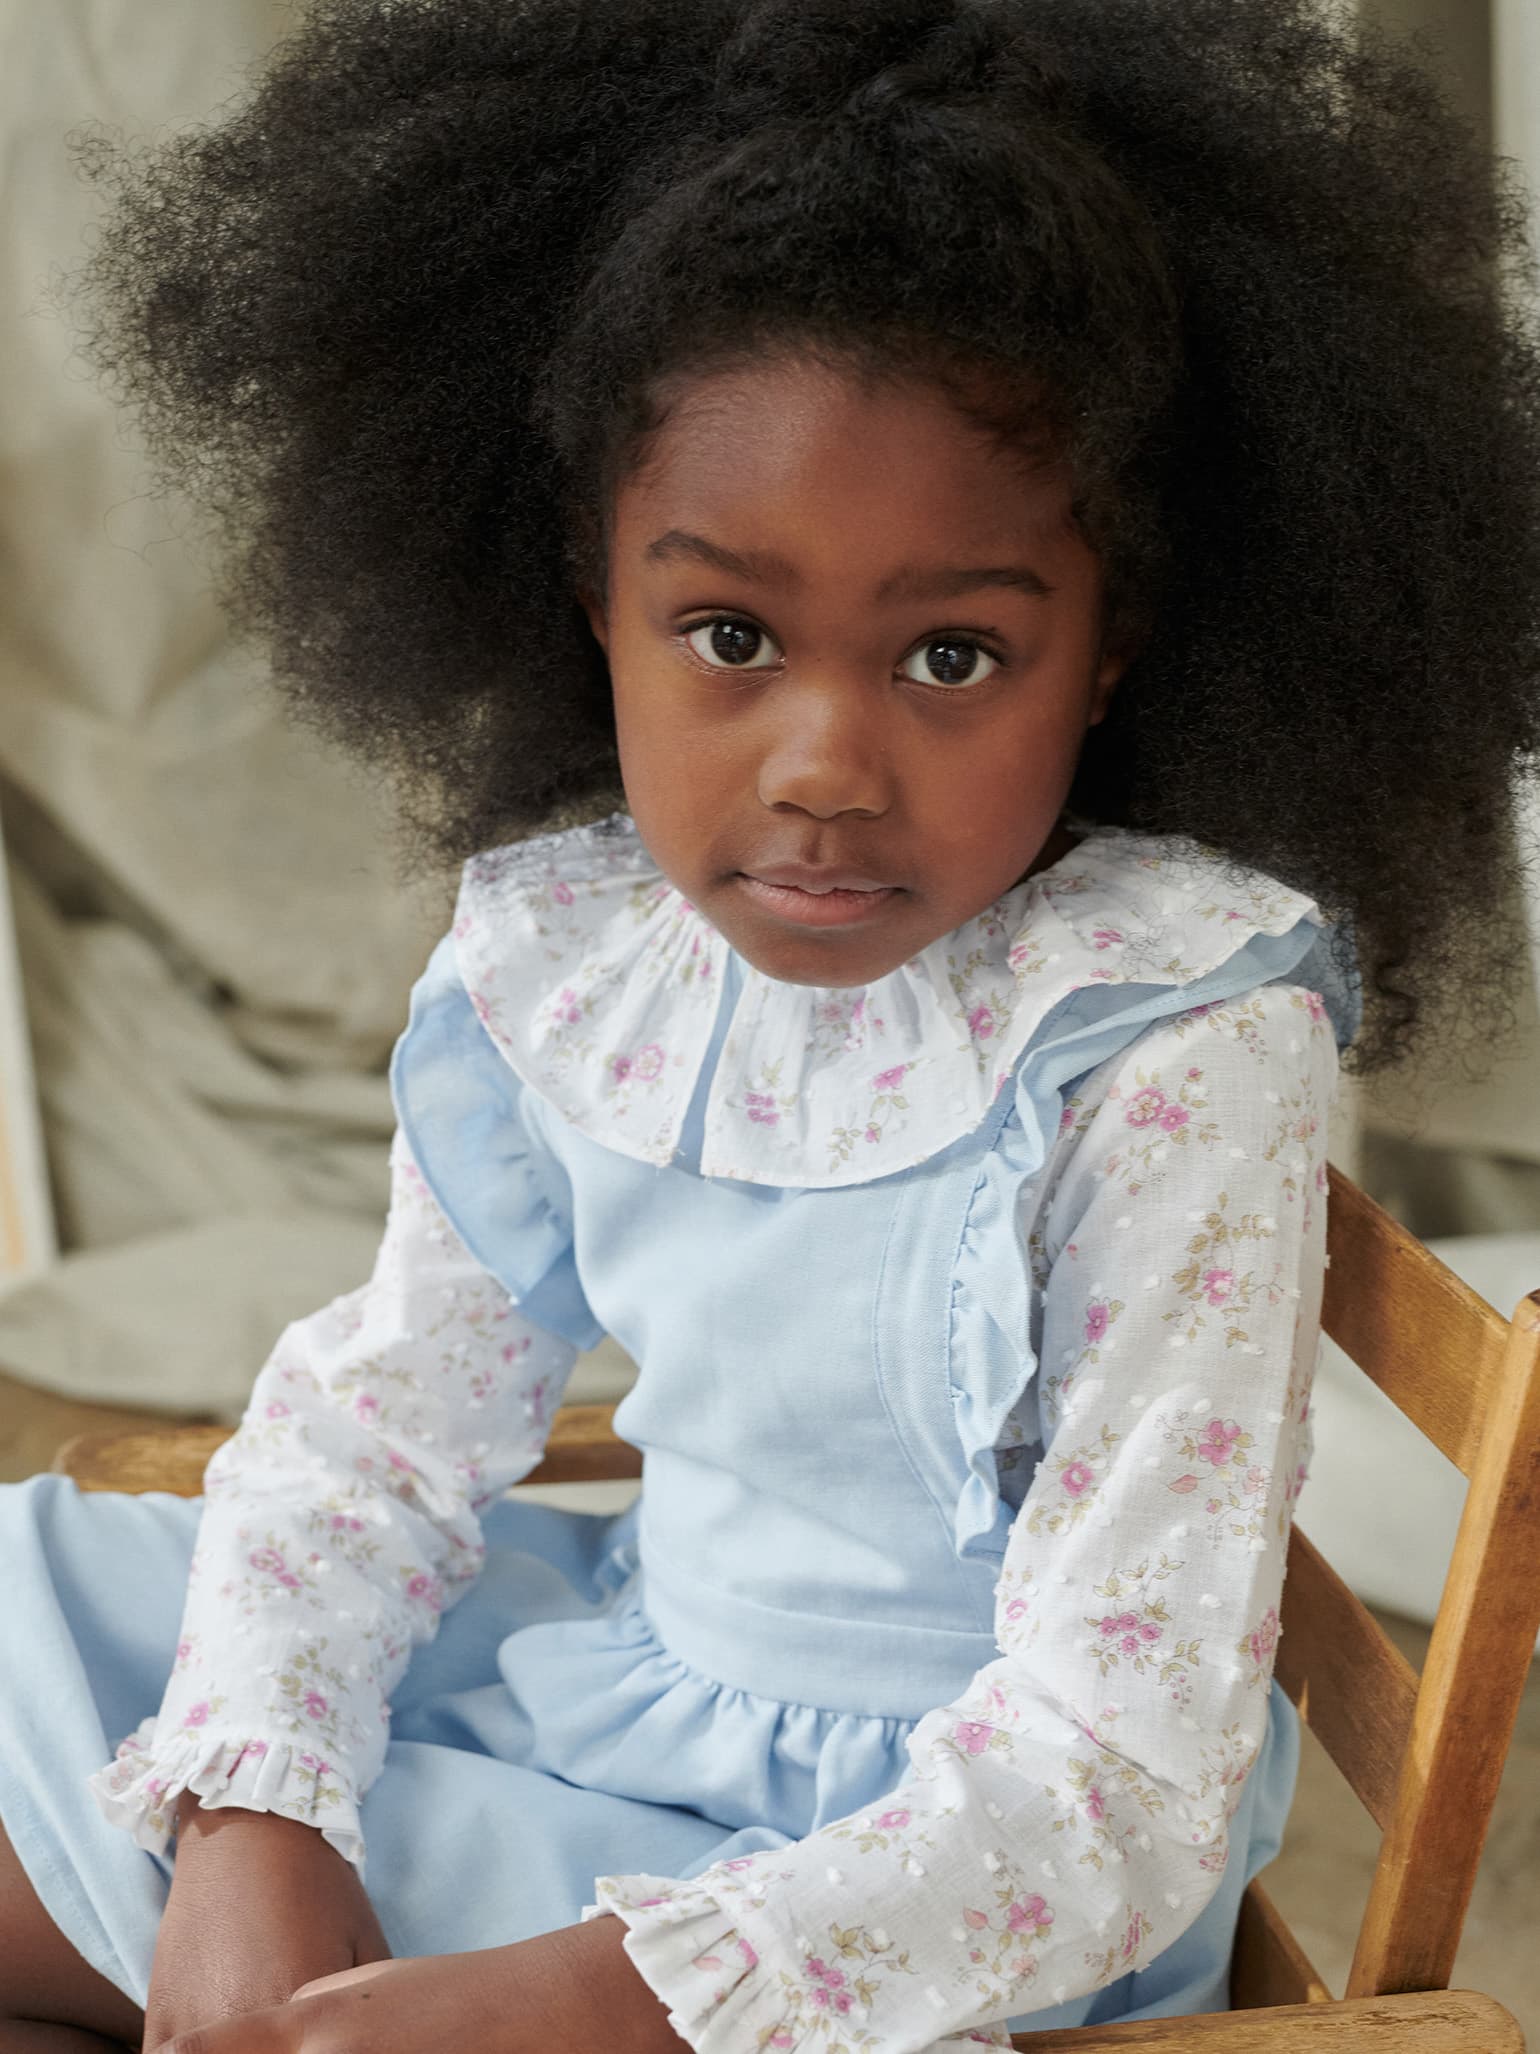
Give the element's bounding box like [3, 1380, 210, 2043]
[552, 880, 574, 906]
[1158, 1101, 1190, 1131]
[1122, 1911, 1149, 1960]
[554, 986, 582, 1026]
[1186, 1066, 1202, 1080]
[611, 1053, 633, 1082]
[744, 1091, 779, 1127]
[736, 1938, 759, 1970]
[634, 1042, 664, 1082]
[1091, 927, 1123, 950]
[265, 1400, 291, 1420]
[873, 1064, 908, 1091]
[405, 1573, 443, 1611]
[353, 1392, 380, 1424]
[329, 1513, 364, 1532]
[1085, 1785, 1106, 1822]
[248, 1546, 291, 1581]
[962, 1908, 990, 1930]
[864, 1124, 880, 1143]
[803, 1958, 850, 2011]
[1084, 1299, 1110, 1344]
[1125, 1086, 1167, 1126]
[876, 1808, 911, 1830]
[387, 1451, 413, 1473]
[1006, 1895, 1054, 1936]
[1061, 1458, 1095, 1498]
[954, 1719, 997, 1755]
[1059, 1104, 1076, 1132]
[1200, 1268, 1235, 1308]
[1003, 1595, 1029, 1623]
[183, 1702, 210, 1729]
[1197, 1417, 1243, 1467]
[968, 1003, 996, 1041]
[1244, 1464, 1268, 1496]
[303, 1690, 329, 1719]
[236, 1740, 269, 1767]
[1304, 990, 1327, 1023]
[1249, 1607, 1281, 1667]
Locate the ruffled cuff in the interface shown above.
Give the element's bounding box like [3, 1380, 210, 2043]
[590, 1874, 1013, 2054]
[89, 1717, 364, 1870]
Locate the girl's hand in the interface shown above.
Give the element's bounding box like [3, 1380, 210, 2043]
[143, 1798, 391, 2051]
[157, 1917, 689, 2054]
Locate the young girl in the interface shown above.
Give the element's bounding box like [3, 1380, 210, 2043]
[3, 0, 1537, 2048]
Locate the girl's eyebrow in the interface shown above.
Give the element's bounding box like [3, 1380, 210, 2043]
[877, 562, 1053, 602]
[644, 528, 1052, 600]
[644, 530, 799, 584]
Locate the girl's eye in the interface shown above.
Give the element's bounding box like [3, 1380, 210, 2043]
[684, 617, 781, 670]
[899, 638, 1000, 689]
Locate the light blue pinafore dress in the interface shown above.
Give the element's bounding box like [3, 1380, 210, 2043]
[0, 911, 1345, 2034]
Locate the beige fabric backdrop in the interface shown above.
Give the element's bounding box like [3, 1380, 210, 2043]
[0, 3, 627, 1415]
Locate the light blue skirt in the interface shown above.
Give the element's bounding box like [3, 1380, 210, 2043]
[0, 1475, 1298, 2031]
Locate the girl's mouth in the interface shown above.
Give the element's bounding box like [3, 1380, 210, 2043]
[735, 874, 902, 928]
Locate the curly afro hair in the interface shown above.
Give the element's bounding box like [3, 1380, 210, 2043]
[78, 0, 1540, 1070]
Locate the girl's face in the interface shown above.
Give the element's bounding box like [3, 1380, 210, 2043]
[584, 354, 1125, 987]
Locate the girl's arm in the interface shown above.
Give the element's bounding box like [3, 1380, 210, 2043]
[594, 980, 1336, 2054]
[91, 1123, 583, 1870]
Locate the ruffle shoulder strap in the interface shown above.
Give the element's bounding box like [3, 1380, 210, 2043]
[389, 932, 604, 1351]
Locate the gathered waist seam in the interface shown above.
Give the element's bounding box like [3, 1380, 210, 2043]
[634, 1538, 998, 1724]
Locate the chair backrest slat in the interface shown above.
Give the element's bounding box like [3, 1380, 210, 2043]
[1320, 1168, 1508, 1477]
[1347, 1291, 1540, 1996]
[1272, 1528, 1418, 1831]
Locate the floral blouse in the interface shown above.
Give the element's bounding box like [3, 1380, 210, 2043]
[91, 816, 1345, 2053]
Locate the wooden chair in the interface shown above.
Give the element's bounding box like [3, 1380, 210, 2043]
[55, 1167, 1540, 2052]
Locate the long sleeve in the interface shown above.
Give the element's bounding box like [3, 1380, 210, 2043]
[90, 1126, 582, 1871]
[593, 980, 1336, 2053]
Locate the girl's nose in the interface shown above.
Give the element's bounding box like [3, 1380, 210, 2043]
[754, 679, 893, 820]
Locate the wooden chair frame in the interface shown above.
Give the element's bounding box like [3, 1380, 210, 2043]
[56, 1167, 1540, 2052]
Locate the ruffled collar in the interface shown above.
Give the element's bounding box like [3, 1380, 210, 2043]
[451, 813, 1323, 1188]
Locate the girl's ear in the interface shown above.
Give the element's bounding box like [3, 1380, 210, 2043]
[578, 587, 610, 655]
[1088, 609, 1147, 727]
[1087, 642, 1128, 729]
